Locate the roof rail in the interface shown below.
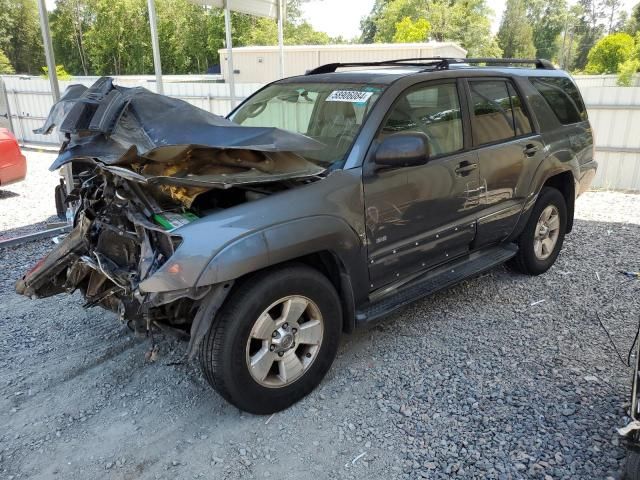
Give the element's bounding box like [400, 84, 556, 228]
[305, 57, 555, 75]
[305, 58, 446, 75]
[458, 58, 556, 70]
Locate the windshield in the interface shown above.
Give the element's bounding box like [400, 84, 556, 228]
[230, 82, 385, 166]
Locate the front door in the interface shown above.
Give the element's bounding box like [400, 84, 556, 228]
[363, 80, 482, 290]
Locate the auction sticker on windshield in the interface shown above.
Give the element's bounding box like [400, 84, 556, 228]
[326, 90, 374, 103]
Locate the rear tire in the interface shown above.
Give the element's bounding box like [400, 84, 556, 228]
[509, 187, 567, 275]
[199, 264, 342, 414]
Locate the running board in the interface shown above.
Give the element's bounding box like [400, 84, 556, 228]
[355, 244, 518, 325]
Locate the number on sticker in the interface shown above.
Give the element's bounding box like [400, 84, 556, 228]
[326, 90, 374, 103]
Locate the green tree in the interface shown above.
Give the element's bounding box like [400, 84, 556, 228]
[625, 2, 640, 34]
[617, 57, 639, 85]
[359, 0, 500, 56]
[572, 0, 605, 70]
[442, 0, 500, 57]
[3, 0, 44, 74]
[392, 17, 431, 42]
[497, 0, 536, 58]
[41, 64, 72, 80]
[360, 0, 392, 43]
[372, 0, 421, 42]
[585, 32, 634, 73]
[0, 49, 15, 74]
[617, 31, 640, 84]
[0, 1, 15, 61]
[602, 0, 624, 33]
[50, 0, 93, 75]
[526, 0, 567, 60]
[155, 0, 214, 74]
[46, 0, 336, 75]
[233, 0, 336, 47]
[84, 0, 152, 75]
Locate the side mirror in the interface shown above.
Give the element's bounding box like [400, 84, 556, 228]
[374, 132, 431, 168]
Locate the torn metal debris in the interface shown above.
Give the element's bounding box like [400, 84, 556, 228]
[16, 77, 326, 356]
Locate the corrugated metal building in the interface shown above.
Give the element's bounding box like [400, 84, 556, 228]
[218, 42, 467, 84]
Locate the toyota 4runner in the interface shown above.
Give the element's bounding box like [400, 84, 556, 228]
[17, 58, 597, 414]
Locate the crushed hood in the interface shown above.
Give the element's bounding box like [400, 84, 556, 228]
[38, 77, 326, 188]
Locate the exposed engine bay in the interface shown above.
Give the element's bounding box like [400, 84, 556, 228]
[16, 77, 326, 355]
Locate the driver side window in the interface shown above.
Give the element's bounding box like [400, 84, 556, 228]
[380, 82, 463, 157]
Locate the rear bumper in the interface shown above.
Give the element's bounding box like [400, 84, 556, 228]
[577, 160, 597, 196]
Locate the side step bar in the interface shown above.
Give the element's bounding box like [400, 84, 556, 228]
[355, 244, 518, 325]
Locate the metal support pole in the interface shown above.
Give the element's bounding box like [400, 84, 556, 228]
[0, 78, 15, 135]
[224, 0, 237, 108]
[147, 0, 164, 94]
[12, 89, 26, 145]
[37, 0, 74, 205]
[37, 0, 60, 101]
[277, 0, 285, 79]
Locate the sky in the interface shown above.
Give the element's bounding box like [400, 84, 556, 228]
[300, 0, 640, 38]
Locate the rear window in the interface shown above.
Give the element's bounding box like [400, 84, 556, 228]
[530, 77, 587, 125]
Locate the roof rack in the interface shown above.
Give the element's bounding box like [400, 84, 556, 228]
[305, 57, 555, 75]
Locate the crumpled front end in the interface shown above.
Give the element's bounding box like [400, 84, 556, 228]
[17, 169, 189, 324]
[16, 76, 326, 354]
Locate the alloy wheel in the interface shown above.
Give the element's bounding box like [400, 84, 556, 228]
[245, 295, 324, 388]
[533, 205, 560, 260]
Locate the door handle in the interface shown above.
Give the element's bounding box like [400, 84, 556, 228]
[455, 162, 478, 176]
[524, 144, 539, 157]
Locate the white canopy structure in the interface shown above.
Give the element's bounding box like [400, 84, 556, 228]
[192, 0, 285, 107]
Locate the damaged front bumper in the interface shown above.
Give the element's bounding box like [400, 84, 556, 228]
[16, 173, 231, 357]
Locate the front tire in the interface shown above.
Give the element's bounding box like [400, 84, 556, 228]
[199, 265, 342, 414]
[510, 187, 567, 275]
[625, 450, 640, 480]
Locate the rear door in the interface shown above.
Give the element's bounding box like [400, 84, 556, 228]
[363, 80, 483, 289]
[465, 78, 544, 247]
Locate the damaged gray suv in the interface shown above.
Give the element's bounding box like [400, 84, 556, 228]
[17, 58, 597, 414]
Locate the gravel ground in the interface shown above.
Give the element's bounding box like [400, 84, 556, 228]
[0, 150, 60, 239]
[1, 152, 640, 479]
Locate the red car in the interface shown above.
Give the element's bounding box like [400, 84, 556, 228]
[0, 128, 26, 187]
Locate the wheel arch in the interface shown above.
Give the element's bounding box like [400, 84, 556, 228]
[195, 216, 368, 334]
[510, 166, 577, 242]
[541, 170, 576, 233]
[213, 252, 358, 335]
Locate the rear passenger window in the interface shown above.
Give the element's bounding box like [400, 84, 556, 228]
[469, 80, 532, 146]
[530, 77, 587, 124]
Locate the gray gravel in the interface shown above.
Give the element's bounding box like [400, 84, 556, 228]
[0, 149, 60, 238]
[1, 152, 640, 479]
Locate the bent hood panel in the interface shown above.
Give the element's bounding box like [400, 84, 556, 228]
[39, 77, 325, 186]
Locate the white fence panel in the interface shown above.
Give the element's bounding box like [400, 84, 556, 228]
[592, 151, 640, 191]
[2, 74, 640, 191]
[574, 78, 640, 192]
[573, 74, 640, 88]
[0, 75, 263, 144]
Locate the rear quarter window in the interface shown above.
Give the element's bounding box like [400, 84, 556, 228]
[529, 77, 587, 125]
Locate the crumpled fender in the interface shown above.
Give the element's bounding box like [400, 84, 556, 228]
[194, 215, 366, 287]
[138, 214, 366, 294]
[138, 168, 368, 297]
